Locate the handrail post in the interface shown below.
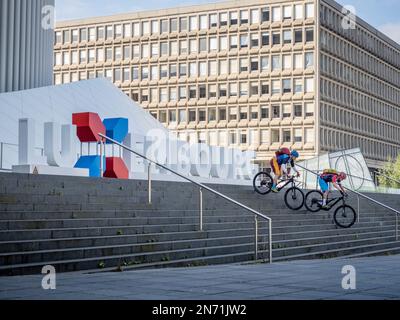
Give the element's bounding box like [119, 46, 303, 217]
[254, 216, 258, 261]
[269, 220, 272, 263]
[0, 142, 3, 170]
[199, 187, 203, 231]
[357, 195, 360, 223]
[148, 162, 152, 204]
[396, 213, 398, 241]
[99, 140, 104, 178]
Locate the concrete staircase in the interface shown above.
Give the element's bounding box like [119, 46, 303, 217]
[1, 172, 400, 276]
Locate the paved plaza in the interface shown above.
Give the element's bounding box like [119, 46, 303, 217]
[0, 255, 399, 300]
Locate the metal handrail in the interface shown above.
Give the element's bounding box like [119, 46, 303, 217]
[296, 163, 399, 240]
[98, 133, 273, 263]
[375, 171, 400, 186]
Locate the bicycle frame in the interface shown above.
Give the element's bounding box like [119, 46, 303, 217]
[323, 195, 346, 210]
[277, 177, 296, 191]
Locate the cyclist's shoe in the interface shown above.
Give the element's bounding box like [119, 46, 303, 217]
[271, 186, 279, 193]
[321, 205, 330, 210]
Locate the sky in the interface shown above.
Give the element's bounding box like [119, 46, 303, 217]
[55, 0, 400, 43]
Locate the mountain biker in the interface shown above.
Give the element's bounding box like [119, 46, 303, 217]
[270, 148, 300, 193]
[319, 169, 347, 209]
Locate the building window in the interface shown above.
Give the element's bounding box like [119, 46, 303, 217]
[151, 66, 158, 80]
[170, 41, 178, 55]
[305, 52, 314, 68]
[294, 128, 302, 142]
[180, 17, 187, 31]
[294, 4, 303, 20]
[71, 30, 78, 43]
[250, 58, 259, 72]
[262, 32, 270, 46]
[306, 28, 314, 42]
[282, 79, 292, 93]
[123, 46, 130, 60]
[210, 37, 218, 52]
[210, 14, 218, 28]
[189, 109, 196, 122]
[272, 32, 280, 45]
[179, 110, 187, 123]
[294, 79, 303, 94]
[123, 24, 131, 38]
[159, 110, 166, 123]
[170, 18, 178, 32]
[179, 63, 187, 77]
[114, 47, 122, 60]
[230, 12, 238, 25]
[262, 8, 270, 22]
[305, 3, 315, 19]
[239, 82, 248, 97]
[261, 106, 269, 119]
[114, 69, 121, 82]
[219, 108, 227, 121]
[132, 67, 139, 80]
[271, 129, 280, 143]
[115, 25, 122, 38]
[251, 9, 260, 24]
[189, 86, 197, 99]
[240, 58, 248, 72]
[230, 59, 238, 74]
[272, 55, 281, 71]
[240, 107, 248, 120]
[272, 7, 281, 22]
[133, 23, 140, 36]
[305, 103, 314, 117]
[283, 6, 292, 20]
[189, 16, 197, 31]
[209, 85, 217, 98]
[199, 109, 206, 122]
[209, 108, 217, 121]
[199, 85, 207, 98]
[199, 15, 207, 30]
[219, 84, 227, 97]
[230, 35, 238, 49]
[179, 86, 187, 100]
[294, 104, 303, 117]
[261, 82, 269, 95]
[261, 57, 269, 72]
[240, 34, 248, 48]
[240, 10, 249, 24]
[161, 19, 168, 33]
[63, 30, 70, 43]
[283, 104, 292, 118]
[283, 54, 292, 70]
[305, 128, 315, 143]
[283, 130, 291, 142]
[199, 38, 207, 52]
[170, 64, 177, 77]
[305, 78, 314, 93]
[160, 65, 168, 78]
[220, 13, 228, 26]
[272, 105, 280, 118]
[142, 21, 150, 35]
[229, 107, 238, 121]
[261, 129, 269, 144]
[240, 132, 248, 144]
[123, 68, 130, 82]
[141, 66, 149, 80]
[283, 30, 292, 44]
[294, 53, 303, 69]
[294, 29, 303, 43]
[189, 39, 197, 53]
[249, 82, 258, 96]
[55, 31, 62, 44]
[209, 61, 217, 76]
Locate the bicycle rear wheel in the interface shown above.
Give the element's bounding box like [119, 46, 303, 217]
[253, 172, 273, 195]
[334, 205, 357, 228]
[304, 190, 323, 213]
[284, 187, 305, 211]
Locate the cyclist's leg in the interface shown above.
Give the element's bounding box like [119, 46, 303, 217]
[271, 158, 281, 192]
[318, 177, 329, 206]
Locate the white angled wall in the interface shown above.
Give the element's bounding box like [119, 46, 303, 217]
[0, 0, 54, 93]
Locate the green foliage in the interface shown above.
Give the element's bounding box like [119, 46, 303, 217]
[378, 155, 400, 188]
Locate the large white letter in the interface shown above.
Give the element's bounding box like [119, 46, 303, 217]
[18, 119, 46, 165]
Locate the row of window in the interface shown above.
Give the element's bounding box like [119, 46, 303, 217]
[320, 78, 400, 126]
[320, 103, 400, 144]
[55, 3, 315, 44]
[55, 52, 314, 78]
[54, 28, 315, 66]
[171, 127, 315, 146]
[321, 128, 399, 161]
[149, 103, 315, 124]
[320, 4, 400, 69]
[321, 54, 400, 106]
[321, 29, 400, 88]
[124, 78, 314, 103]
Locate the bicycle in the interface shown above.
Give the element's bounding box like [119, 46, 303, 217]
[253, 171, 305, 211]
[304, 190, 357, 228]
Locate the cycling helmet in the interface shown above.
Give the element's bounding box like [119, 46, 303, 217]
[291, 150, 299, 158]
[339, 172, 347, 180]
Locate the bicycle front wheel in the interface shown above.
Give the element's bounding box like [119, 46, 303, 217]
[305, 190, 323, 213]
[253, 172, 273, 195]
[284, 187, 305, 211]
[334, 205, 357, 228]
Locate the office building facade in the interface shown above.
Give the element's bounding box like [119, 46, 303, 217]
[0, 0, 54, 93]
[53, 0, 400, 169]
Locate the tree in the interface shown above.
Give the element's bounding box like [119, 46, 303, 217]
[378, 155, 400, 188]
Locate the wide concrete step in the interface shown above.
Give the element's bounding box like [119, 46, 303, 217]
[0, 214, 395, 231]
[0, 218, 395, 242]
[270, 240, 400, 262]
